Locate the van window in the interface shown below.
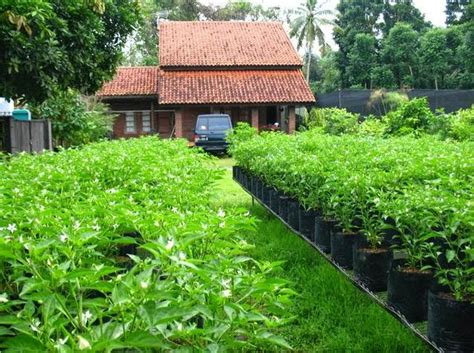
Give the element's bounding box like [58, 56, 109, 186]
[196, 116, 231, 133]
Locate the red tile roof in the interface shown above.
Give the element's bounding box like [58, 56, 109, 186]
[159, 69, 315, 105]
[97, 67, 159, 96]
[159, 21, 302, 68]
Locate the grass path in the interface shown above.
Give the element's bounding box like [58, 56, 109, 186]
[211, 157, 428, 352]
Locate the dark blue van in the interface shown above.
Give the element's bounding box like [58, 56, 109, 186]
[194, 114, 232, 152]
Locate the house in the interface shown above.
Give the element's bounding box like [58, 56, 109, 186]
[97, 21, 315, 140]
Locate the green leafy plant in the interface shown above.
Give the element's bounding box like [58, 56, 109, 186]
[303, 108, 359, 135]
[0, 137, 294, 351]
[230, 130, 473, 301]
[29, 89, 114, 148]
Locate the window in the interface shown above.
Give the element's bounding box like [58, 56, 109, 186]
[125, 112, 135, 133]
[142, 111, 151, 133]
[196, 116, 231, 133]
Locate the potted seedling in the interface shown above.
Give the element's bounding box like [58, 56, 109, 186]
[426, 207, 473, 352]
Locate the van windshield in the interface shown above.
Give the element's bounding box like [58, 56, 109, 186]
[196, 116, 231, 133]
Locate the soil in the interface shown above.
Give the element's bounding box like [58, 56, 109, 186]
[397, 266, 432, 275]
[437, 291, 473, 303]
[359, 247, 389, 254]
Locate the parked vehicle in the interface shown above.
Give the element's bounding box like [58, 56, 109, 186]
[194, 114, 232, 152]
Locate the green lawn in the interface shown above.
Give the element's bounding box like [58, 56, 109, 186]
[211, 157, 428, 352]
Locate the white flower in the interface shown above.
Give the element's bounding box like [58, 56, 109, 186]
[81, 310, 93, 324]
[221, 279, 231, 288]
[30, 318, 41, 332]
[165, 239, 175, 250]
[7, 224, 16, 233]
[107, 188, 118, 194]
[176, 322, 183, 331]
[171, 207, 179, 214]
[0, 293, 8, 303]
[178, 251, 186, 260]
[78, 336, 91, 350]
[243, 211, 250, 217]
[140, 281, 149, 289]
[54, 337, 68, 349]
[217, 209, 226, 218]
[219, 222, 225, 228]
[59, 233, 68, 243]
[73, 221, 81, 230]
[221, 289, 232, 298]
[92, 224, 100, 232]
[12, 187, 20, 194]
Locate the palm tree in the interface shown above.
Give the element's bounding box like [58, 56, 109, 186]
[289, 0, 334, 82]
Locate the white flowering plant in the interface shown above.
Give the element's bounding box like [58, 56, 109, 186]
[0, 137, 294, 351]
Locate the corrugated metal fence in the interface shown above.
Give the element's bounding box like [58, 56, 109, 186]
[317, 89, 474, 115]
[0, 117, 53, 154]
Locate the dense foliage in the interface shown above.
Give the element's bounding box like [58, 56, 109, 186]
[310, 0, 474, 92]
[304, 100, 474, 141]
[0, 0, 140, 103]
[30, 89, 114, 148]
[231, 129, 473, 301]
[0, 137, 293, 351]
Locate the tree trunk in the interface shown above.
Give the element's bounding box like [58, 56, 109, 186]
[408, 65, 414, 87]
[306, 43, 312, 83]
[435, 77, 438, 90]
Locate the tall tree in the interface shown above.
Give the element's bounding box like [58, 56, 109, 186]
[445, 0, 473, 25]
[318, 50, 341, 93]
[419, 28, 451, 90]
[333, 0, 384, 87]
[381, 0, 430, 35]
[346, 33, 377, 88]
[381, 23, 419, 88]
[288, 0, 334, 82]
[199, 1, 280, 21]
[0, 0, 140, 103]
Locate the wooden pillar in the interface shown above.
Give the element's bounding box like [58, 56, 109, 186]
[288, 105, 296, 134]
[174, 108, 183, 138]
[251, 108, 259, 130]
[150, 100, 156, 133]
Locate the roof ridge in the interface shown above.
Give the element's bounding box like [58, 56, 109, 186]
[160, 20, 282, 25]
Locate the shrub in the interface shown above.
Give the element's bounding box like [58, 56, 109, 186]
[30, 89, 114, 148]
[449, 106, 474, 141]
[358, 116, 387, 137]
[226, 122, 257, 155]
[304, 108, 359, 135]
[384, 97, 434, 135]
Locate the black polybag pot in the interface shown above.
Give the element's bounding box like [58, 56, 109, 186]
[255, 179, 262, 200]
[261, 184, 271, 205]
[353, 245, 391, 292]
[269, 188, 280, 212]
[428, 291, 474, 352]
[387, 260, 433, 322]
[330, 231, 357, 269]
[287, 199, 300, 230]
[278, 195, 289, 222]
[315, 218, 335, 253]
[299, 207, 316, 240]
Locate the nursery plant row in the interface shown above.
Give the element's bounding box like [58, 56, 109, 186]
[0, 137, 293, 352]
[231, 130, 473, 352]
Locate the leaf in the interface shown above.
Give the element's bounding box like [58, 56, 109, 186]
[445, 249, 455, 263]
[3, 334, 47, 352]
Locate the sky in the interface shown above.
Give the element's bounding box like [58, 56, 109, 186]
[201, 0, 447, 49]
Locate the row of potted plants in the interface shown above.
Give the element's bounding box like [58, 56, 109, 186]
[0, 137, 294, 351]
[231, 130, 473, 352]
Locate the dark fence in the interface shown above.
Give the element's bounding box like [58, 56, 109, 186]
[0, 117, 53, 154]
[316, 89, 474, 115]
